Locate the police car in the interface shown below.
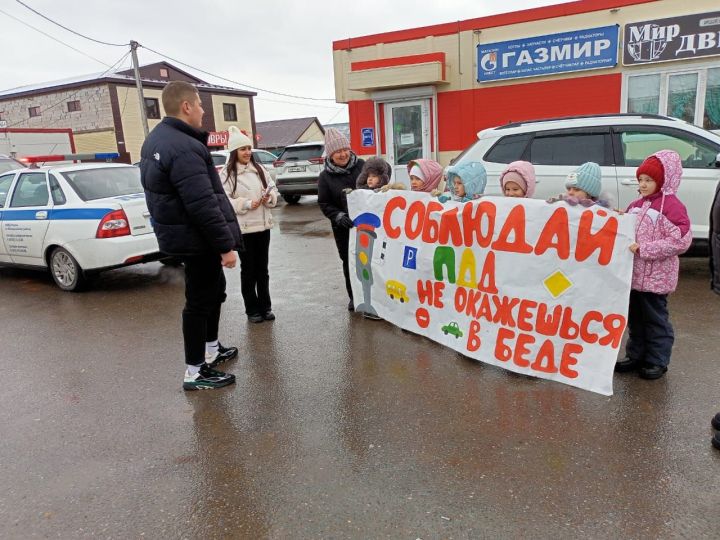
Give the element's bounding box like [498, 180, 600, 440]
[0, 154, 162, 291]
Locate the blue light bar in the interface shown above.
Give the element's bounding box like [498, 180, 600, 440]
[94, 153, 120, 160]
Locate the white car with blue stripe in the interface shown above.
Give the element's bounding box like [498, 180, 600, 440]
[0, 161, 162, 291]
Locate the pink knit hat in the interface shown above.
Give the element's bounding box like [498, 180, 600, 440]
[500, 160, 536, 198]
[324, 128, 350, 157]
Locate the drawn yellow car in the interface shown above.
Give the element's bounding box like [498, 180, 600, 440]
[385, 280, 409, 303]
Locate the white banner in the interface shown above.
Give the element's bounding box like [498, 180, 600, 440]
[347, 190, 636, 395]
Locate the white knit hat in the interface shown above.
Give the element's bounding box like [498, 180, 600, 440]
[227, 126, 253, 151]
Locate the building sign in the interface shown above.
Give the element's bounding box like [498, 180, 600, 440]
[207, 131, 229, 147]
[477, 25, 619, 82]
[361, 127, 374, 147]
[623, 11, 720, 65]
[347, 190, 635, 396]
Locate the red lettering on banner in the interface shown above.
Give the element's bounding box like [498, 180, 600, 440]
[513, 333, 535, 368]
[417, 280, 445, 308]
[439, 207, 462, 246]
[383, 196, 405, 238]
[492, 295, 519, 327]
[467, 320, 482, 352]
[478, 251, 498, 294]
[599, 314, 626, 348]
[530, 340, 558, 373]
[576, 209, 618, 266]
[491, 205, 533, 254]
[535, 207, 570, 259]
[517, 299, 538, 332]
[406, 201, 426, 240]
[494, 328, 514, 362]
[421, 201, 443, 243]
[560, 343, 582, 379]
[580, 310, 603, 344]
[462, 201, 495, 248]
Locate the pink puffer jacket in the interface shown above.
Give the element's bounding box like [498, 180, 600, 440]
[626, 150, 692, 294]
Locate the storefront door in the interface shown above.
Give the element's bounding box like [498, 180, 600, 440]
[384, 100, 430, 186]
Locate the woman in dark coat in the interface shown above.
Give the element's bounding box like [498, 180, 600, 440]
[317, 128, 365, 311]
[710, 176, 720, 450]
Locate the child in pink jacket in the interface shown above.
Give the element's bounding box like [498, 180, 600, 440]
[615, 150, 692, 380]
[500, 160, 536, 198]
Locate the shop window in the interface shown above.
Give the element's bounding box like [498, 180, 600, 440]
[145, 98, 160, 119]
[704, 68, 720, 131]
[28, 106, 41, 118]
[223, 103, 237, 121]
[667, 73, 698, 124]
[627, 74, 660, 114]
[67, 100, 81, 112]
[484, 134, 531, 163]
[625, 67, 720, 129]
[619, 129, 719, 169]
[529, 133, 606, 166]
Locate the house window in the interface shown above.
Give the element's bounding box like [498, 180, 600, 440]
[67, 100, 81, 112]
[145, 98, 160, 119]
[624, 65, 720, 130]
[159, 68, 169, 78]
[28, 106, 41, 118]
[0, 111, 5, 121]
[223, 103, 237, 121]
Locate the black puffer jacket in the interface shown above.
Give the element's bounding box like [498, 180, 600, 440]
[140, 117, 242, 256]
[318, 157, 365, 223]
[710, 182, 720, 295]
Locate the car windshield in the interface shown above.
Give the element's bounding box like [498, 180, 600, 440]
[60, 167, 143, 201]
[211, 154, 227, 167]
[279, 146, 323, 161]
[0, 159, 23, 174]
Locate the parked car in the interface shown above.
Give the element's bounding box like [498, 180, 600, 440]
[273, 142, 325, 204]
[452, 113, 720, 248]
[210, 149, 279, 183]
[0, 163, 163, 291]
[0, 155, 24, 174]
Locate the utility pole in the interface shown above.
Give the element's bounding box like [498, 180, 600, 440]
[130, 40, 149, 138]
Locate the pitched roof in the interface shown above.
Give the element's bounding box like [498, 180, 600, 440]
[0, 62, 255, 100]
[255, 117, 324, 148]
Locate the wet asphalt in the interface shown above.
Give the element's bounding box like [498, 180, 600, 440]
[1, 197, 719, 539]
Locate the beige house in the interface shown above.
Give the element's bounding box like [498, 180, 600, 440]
[0, 62, 256, 162]
[255, 117, 325, 155]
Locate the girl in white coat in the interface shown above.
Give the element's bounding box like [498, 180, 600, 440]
[221, 126, 279, 323]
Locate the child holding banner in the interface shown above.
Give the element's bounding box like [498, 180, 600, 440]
[547, 161, 611, 208]
[436, 162, 487, 203]
[615, 150, 692, 380]
[500, 161, 536, 198]
[407, 159, 443, 193]
[356, 157, 391, 191]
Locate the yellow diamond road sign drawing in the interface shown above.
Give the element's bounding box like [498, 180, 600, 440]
[544, 270, 573, 298]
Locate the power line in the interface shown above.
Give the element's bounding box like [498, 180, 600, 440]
[0, 7, 114, 68]
[255, 96, 343, 110]
[14, 0, 126, 47]
[5, 50, 131, 128]
[141, 44, 337, 102]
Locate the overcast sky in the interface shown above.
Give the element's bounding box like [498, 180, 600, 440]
[0, 0, 571, 125]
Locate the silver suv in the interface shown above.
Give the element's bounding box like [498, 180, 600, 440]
[273, 142, 325, 204]
[453, 113, 720, 248]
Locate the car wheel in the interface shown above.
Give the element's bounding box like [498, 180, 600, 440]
[389, 294, 395, 300]
[443, 330, 448, 335]
[283, 194, 301, 204]
[50, 247, 87, 292]
[400, 298, 405, 303]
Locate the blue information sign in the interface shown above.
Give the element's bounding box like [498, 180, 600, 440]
[477, 25, 619, 82]
[361, 127, 375, 147]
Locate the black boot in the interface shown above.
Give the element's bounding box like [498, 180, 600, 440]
[712, 412, 720, 431]
[614, 357, 639, 373]
[639, 364, 667, 380]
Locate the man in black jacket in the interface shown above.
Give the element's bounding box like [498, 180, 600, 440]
[141, 81, 243, 391]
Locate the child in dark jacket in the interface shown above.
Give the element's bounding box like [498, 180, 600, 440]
[614, 150, 692, 380]
[356, 157, 391, 191]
